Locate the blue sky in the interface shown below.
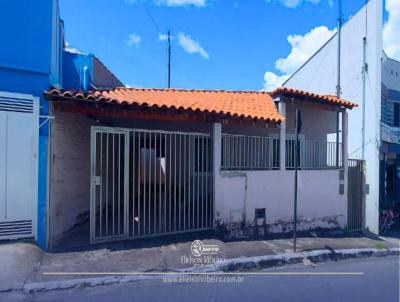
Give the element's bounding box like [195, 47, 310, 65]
[59, 0, 383, 91]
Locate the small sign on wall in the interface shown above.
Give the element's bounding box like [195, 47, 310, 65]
[339, 184, 344, 195]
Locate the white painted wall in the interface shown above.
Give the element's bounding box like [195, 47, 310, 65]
[285, 102, 337, 141]
[284, 0, 382, 233]
[216, 170, 346, 232]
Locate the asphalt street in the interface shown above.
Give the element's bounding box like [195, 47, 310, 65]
[1, 256, 399, 302]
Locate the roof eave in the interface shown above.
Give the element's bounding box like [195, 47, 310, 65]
[44, 91, 283, 127]
[270, 89, 357, 110]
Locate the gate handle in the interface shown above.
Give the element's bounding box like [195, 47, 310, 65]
[93, 176, 101, 186]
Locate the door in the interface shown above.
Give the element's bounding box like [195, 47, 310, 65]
[348, 159, 366, 231]
[90, 128, 129, 243]
[0, 92, 38, 240]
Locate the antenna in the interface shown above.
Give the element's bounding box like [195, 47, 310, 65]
[168, 29, 171, 88]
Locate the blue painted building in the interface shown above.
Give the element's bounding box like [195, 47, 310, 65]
[0, 0, 122, 249]
[63, 49, 122, 91]
[0, 0, 63, 249]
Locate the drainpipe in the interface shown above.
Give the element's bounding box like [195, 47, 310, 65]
[83, 66, 88, 91]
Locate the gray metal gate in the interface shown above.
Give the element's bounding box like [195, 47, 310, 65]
[90, 126, 214, 243]
[347, 159, 365, 231]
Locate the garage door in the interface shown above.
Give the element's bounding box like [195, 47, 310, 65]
[90, 126, 214, 243]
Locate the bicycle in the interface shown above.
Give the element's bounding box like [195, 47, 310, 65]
[380, 208, 395, 234]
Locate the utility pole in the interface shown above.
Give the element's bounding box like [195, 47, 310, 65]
[361, 0, 368, 161]
[167, 29, 171, 89]
[293, 109, 302, 252]
[336, 0, 342, 168]
[336, 0, 342, 99]
[362, 37, 367, 160]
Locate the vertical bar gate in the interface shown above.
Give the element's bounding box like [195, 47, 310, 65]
[90, 126, 214, 243]
[90, 128, 129, 243]
[347, 159, 365, 231]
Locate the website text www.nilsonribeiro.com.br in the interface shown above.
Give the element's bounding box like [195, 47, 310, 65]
[163, 274, 244, 283]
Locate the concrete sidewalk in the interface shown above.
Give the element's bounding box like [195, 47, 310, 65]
[1, 235, 399, 292]
[0, 243, 43, 292]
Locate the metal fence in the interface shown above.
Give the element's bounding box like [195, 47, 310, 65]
[90, 127, 214, 243]
[286, 139, 342, 170]
[348, 159, 365, 231]
[221, 134, 280, 170]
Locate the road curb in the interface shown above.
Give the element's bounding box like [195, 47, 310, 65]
[212, 247, 400, 272]
[19, 247, 399, 293]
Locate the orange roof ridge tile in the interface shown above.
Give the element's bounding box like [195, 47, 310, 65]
[114, 87, 270, 94]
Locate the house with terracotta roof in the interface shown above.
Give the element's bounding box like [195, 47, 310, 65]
[44, 85, 356, 249]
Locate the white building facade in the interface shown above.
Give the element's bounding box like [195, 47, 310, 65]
[284, 0, 382, 233]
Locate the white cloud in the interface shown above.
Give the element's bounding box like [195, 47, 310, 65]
[125, 33, 142, 47]
[263, 0, 400, 91]
[64, 42, 85, 54]
[158, 33, 169, 41]
[276, 26, 335, 74]
[263, 72, 290, 91]
[263, 25, 335, 90]
[156, 0, 205, 7]
[177, 32, 209, 60]
[265, 0, 320, 9]
[383, 0, 400, 60]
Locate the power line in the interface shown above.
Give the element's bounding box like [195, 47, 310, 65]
[141, 3, 173, 88]
[142, 2, 161, 34]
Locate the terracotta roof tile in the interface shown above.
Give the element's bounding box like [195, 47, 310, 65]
[271, 87, 357, 109]
[46, 87, 285, 123]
